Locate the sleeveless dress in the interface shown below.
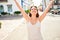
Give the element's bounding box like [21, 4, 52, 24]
[27, 21, 43, 40]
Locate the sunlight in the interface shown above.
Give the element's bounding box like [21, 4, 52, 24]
[33, 0, 42, 7]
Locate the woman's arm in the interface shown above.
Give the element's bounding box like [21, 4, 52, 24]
[39, 0, 54, 22]
[14, 0, 29, 21]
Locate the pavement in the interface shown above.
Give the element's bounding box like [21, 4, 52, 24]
[0, 13, 60, 40]
[0, 15, 24, 40]
[41, 14, 60, 40]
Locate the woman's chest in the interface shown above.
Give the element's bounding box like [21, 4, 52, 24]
[27, 21, 41, 28]
[28, 17, 40, 25]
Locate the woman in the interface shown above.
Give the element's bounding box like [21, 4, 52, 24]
[14, 0, 54, 40]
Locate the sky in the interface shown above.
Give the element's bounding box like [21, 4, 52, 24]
[33, 0, 42, 7]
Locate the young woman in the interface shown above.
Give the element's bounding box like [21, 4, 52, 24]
[14, 0, 54, 40]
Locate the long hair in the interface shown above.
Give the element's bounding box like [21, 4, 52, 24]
[29, 6, 39, 18]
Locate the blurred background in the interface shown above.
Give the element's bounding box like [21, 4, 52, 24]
[0, 0, 60, 40]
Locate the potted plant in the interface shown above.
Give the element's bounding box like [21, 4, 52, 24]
[14, 11, 21, 15]
[1, 12, 8, 15]
[25, 10, 30, 14]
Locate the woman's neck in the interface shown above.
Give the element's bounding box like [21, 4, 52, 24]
[32, 13, 36, 17]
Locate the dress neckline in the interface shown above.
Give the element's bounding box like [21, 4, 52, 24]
[28, 20, 40, 25]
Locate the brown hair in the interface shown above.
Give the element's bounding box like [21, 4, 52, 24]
[29, 6, 39, 18]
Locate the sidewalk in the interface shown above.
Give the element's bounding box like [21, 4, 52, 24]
[41, 15, 60, 40]
[4, 14, 60, 40]
[0, 14, 60, 40]
[4, 20, 28, 40]
[0, 18, 25, 40]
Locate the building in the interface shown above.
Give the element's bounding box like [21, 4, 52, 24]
[42, 0, 60, 14]
[0, 0, 33, 14]
[43, 0, 60, 14]
[0, 0, 19, 14]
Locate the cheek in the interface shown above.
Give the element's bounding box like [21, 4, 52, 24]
[36, 11, 38, 13]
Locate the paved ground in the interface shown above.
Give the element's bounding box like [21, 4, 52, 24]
[41, 14, 60, 40]
[0, 15, 23, 40]
[0, 15, 22, 20]
[0, 14, 60, 40]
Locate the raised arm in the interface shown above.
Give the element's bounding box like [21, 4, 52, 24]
[14, 0, 29, 21]
[39, 0, 54, 22]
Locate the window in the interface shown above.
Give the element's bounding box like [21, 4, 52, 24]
[7, 5, 12, 12]
[0, 5, 4, 13]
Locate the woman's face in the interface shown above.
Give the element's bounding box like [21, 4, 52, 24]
[30, 6, 38, 14]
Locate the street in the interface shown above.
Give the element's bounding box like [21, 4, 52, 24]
[0, 14, 60, 40]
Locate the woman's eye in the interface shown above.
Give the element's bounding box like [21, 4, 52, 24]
[31, 9, 36, 10]
[31, 9, 37, 10]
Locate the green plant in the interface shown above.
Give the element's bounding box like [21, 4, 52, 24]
[6, 12, 11, 15]
[1, 12, 8, 15]
[14, 11, 21, 15]
[25, 10, 30, 14]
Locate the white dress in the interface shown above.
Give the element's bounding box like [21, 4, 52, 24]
[27, 21, 43, 40]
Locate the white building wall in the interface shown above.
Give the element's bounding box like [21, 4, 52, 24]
[0, 0, 32, 14]
[4, 5, 7, 12]
[0, 0, 21, 14]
